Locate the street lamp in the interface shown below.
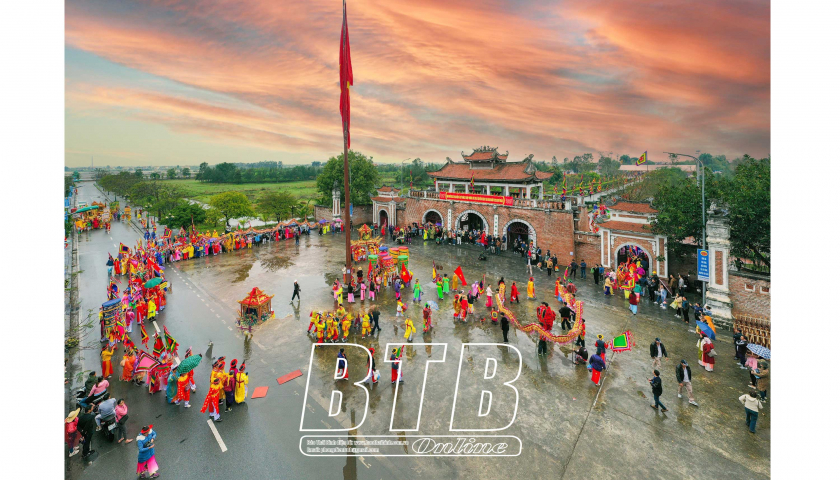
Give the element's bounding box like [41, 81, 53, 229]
[663, 151, 707, 307]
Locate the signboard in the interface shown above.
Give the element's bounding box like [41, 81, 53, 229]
[697, 249, 710, 282]
[439, 192, 514, 206]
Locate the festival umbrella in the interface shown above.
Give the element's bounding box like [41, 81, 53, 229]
[746, 344, 771, 360]
[695, 320, 716, 341]
[426, 300, 439, 311]
[176, 354, 202, 374]
[144, 277, 163, 289]
[379, 246, 388, 251]
[319, 219, 327, 224]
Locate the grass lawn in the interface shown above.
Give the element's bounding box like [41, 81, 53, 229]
[162, 179, 320, 205]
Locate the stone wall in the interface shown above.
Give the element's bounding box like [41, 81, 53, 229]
[313, 204, 374, 225]
[729, 270, 771, 319]
[404, 197, 576, 266]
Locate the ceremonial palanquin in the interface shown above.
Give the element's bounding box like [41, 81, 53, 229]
[237, 287, 275, 332]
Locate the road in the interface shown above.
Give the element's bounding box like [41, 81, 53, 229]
[65, 179, 770, 480]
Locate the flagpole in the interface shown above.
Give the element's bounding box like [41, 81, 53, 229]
[343, 124, 352, 285]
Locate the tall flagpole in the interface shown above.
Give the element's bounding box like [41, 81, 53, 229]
[343, 126, 351, 284]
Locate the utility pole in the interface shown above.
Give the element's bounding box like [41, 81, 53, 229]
[664, 151, 706, 306]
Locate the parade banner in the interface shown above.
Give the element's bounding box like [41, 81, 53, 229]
[439, 192, 514, 206]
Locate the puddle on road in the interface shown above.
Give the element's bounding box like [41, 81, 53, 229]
[259, 254, 293, 272]
[232, 262, 252, 283]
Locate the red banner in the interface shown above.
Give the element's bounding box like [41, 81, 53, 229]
[439, 192, 514, 206]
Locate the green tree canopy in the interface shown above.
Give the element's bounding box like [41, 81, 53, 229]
[315, 150, 380, 206]
[257, 190, 298, 223]
[162, 201, 207, 229]
[182, 167, 190, 178]
[167, 168, 177, 179]
[209, 191, 254, 226]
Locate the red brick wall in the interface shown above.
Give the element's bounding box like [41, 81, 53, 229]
[404, 197, 575, 264]
[574, 233, 601, 267]
[729, 271, 771, 319]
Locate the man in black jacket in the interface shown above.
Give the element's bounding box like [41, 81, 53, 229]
[675, 360, 699, 406]
[559, 302, 573, 331]
[500, 315, 510, 343]
[370, 307, 381, 332]
[650, 338, 668, 369]
[649, 370, 667, 412]
[648, 274, 659, 301]
[78, 404, 97, 458]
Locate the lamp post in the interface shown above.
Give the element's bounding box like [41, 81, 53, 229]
[664, 151, 707, 307]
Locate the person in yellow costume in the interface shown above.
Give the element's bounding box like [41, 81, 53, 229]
[234, 364, 249, 403]
[308, 311, 320, 335]
[341, 314, 351, 341]
[336, 284, 344, 307]
[147, 297, 157, 320]
[336, 305, 346, 318]
[452, 273, 460, 292]
[315, 316, 326, 343]
[327, 316, 339, 342]
[361, 313, 371, 338]
[527, 277, 535, 299]
[404, 317, 416, 342]
[212, 230, 219, 238]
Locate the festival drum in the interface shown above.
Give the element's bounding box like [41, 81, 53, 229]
[398, 246, 409, 259]
[397, 254, 409, 269]
[389, 248, 400, 257]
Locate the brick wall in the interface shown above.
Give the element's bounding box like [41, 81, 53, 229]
[729, 270, 771, 319]
[574, 233, 601, 267]
[313, 204, 373, 225]
[404, 197, 575, 265]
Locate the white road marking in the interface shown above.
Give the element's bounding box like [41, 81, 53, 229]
[196, 293, 201, 298]
[221, 319, 226, 325]
[360, 457, 371, 469]
[227, 326, 233, 331]
[207, 419, 228, 452]
[152, 321, 161, 333]
[253, 339, 266, 351]
[260, 359, 267, 364]
[113, 244, 117, 248]
[210, 309, 215, 312]
[216, 314, 220, 318]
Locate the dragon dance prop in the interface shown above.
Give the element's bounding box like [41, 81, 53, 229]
[496, 285, 584, 345]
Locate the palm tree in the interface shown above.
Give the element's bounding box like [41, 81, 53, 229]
[294, 200, 313, 220]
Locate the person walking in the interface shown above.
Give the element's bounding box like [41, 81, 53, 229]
[65, 408, 81, 457]
[650, 338, 667, 369]
[739, 390, 763, 433]
[647, 274, 658, 302]
[735, 335, 749, 368]
[675, 360, 699, 406]
[595, 334, 607, 360]
[649, 370, 668, 412]
[580, 259, 587, 279]
[501, 314, 510, 343]
[136, 425, 160, 478]
[115, 399, 133, 444]
[629, 292, 639, 315]
[588, 351, 605, 386]
[559, 302, 573, 331]
[570, 260, 577, 279]
[291, 280, 301, 303]
[754, 361, 770, 401]
[78, 404, 97, 459]
[680, 295, 690, 324]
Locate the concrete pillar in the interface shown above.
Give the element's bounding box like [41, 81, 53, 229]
[525, 186, 531, 199]
[485, 184, 490, 195]
[539, 185, 544, 199]
[449, 183, 454, 193]
[331, 181, 341, 218]
[705, 208, 733, 323]
[504, 185, 510, 196]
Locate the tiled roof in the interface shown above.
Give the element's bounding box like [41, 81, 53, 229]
[377, 186, 397, 192]
[611, 202, 658, 214]
[429, 161, 548, 182]
[371, 196, 405, 203]
[462, 147, 509, 162]
[599, 221, 652, 234]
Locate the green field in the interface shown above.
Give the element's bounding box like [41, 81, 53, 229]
[162, 179, 320, 205]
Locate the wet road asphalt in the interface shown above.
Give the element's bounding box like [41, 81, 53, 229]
[65, 180, 769, 480]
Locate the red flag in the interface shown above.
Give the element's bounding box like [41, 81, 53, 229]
[140, 323, 149, 347]
[454, 266, 467, 286]
[339, 0, 354, 148]
[400, 263, 412, 284]
[367, 260, 373, 281]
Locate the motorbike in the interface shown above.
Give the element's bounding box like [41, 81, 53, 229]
[75, 387, 110, 410]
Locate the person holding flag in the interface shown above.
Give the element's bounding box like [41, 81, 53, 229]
[404, 317, 416, 342]
[390, 346, 404, 384]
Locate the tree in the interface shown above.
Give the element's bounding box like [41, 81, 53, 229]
[150, 172, 160, 180]
[597, 156, 621, 177]
[204, 207, 224, 228]
[162, 201, 207, 229]
[315, 150, 380, 206]
[294, 200, 313, 220]
[209, 191, 253, 226]
[724, 156, 770, 268]
[182, 167, 190, 178]
[619, 154, 633, 165]
[256, 190, 298, 223]
[167, 168, 177, 179]
[134, 168, 144, 178]
[197, 162, 209, 180]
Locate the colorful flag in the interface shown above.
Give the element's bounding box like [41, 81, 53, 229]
[400, 263, 413, 284]
[119, 243, 130, 254]
[635, 151, 647, 165]
[469, 173, 475, 192]
[553, 184, 557, 194]
[454, 266, 467, 286]
[339, 0, 354, 148]
[134, 350, 159, 373]
[140, 323, 149, 347]
[607, 330, 636, 353]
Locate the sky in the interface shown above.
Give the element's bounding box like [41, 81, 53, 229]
[65, 0, 770, 167]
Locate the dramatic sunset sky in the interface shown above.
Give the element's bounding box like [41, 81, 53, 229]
[65, 0, 770, 167]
